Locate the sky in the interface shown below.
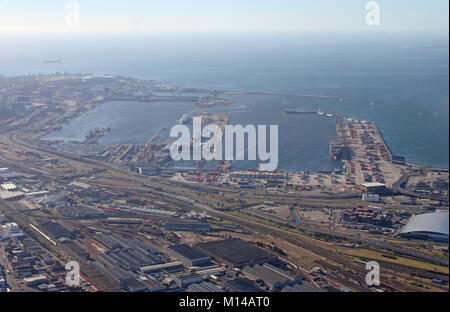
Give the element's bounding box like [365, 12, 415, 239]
[0, 0, 448, 33]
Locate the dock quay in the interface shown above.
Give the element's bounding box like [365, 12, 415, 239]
[145, 127, 165, 146]
[329, 114, 403, 187]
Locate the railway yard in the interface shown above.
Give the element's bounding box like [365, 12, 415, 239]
[0, 74, 448, 293]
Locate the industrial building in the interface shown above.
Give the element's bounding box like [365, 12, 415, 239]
[3, 222, 24, 238]
[194, 239, 278, 268]
[23, 275, 48, 287]
[167, 244, 212, 267]
[0, 191, 25, 201]
[69, 181, 92, 190]
[92, 263, 161, 292]
[171, 272, 202, 288]
[94, 233, 164, 271]
[164, 221, 211, 232]
[242, 263, 302, 291]
[120, 277, 147, 292]
[93, 233, 159, 254]
[400, 213, 449, 242]
[359, 182, 387, 194]
[187, 282, 223, 292]
[41, 221, 75, 240]
[42, 193, 68, 208]
[140, 262, 184, 274]
[281, 282, 327, 292]
[98, 248, 163, 271]
[223, 278, 264, 292]
[0, 169, 29, 180]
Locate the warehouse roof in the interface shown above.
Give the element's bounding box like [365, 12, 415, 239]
[194, 239, 278, 268]
[187, 282, 223, 292]
[360, 182, 386, 188]
[282, 282, 327, 292]
[243, 263, 300, 290]
[401, 213, 449, 236]
[168, 244, 210, 260]
[224, 278, 263, 292]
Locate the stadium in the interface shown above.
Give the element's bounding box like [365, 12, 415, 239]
[400, 213, 449, 242]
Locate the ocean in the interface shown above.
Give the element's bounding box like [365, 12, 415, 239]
[1, 31, 448, 169]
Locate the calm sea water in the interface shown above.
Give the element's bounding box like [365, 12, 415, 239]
[1, 31, 448, 169]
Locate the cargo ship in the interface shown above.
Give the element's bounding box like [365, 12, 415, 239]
[284, 109, 316, 114]
[42, 59, 62, 64]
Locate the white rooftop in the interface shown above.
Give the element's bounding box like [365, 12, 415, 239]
[361, 182, 386, 187]
[401, 213, 449, 236]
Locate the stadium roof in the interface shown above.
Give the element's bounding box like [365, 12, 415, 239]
[401, 213, 449, 236]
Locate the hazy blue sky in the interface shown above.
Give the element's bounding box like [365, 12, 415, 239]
[0, 0, 448, 33]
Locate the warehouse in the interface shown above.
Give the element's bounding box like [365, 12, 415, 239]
[187, 282, 223, 292]
[400, 212, 449, 242]
[42, 194, 67, 208]
[41, 221, 75, 240]
[281, 281, 327, 292]
[99, 248, 163, 271]
[0, 170, 28, 180]
[223, 278, 263, 292]
[23, 275, 48, 287]
[95, 234, 164, 271]
[69, 181, 92, 190]
[93, 233, 122, 249]
[120, 277, 147, 292]
[167, 244, 212, 267]
[140, 262, 184, 274]
[171, 272, 202, 288]
[194, 239, 278, 268]
[92, 263, 134, 284]
[93, 233, 158, 255]
[242, 263, 302, 291]
[359, 182, 387, 194]
[0, 191, 25, 201]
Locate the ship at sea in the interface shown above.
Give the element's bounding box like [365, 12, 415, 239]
[42, 59, 62, 64]
[317, 108, 324, 116]
[284, 109, 316, 115]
